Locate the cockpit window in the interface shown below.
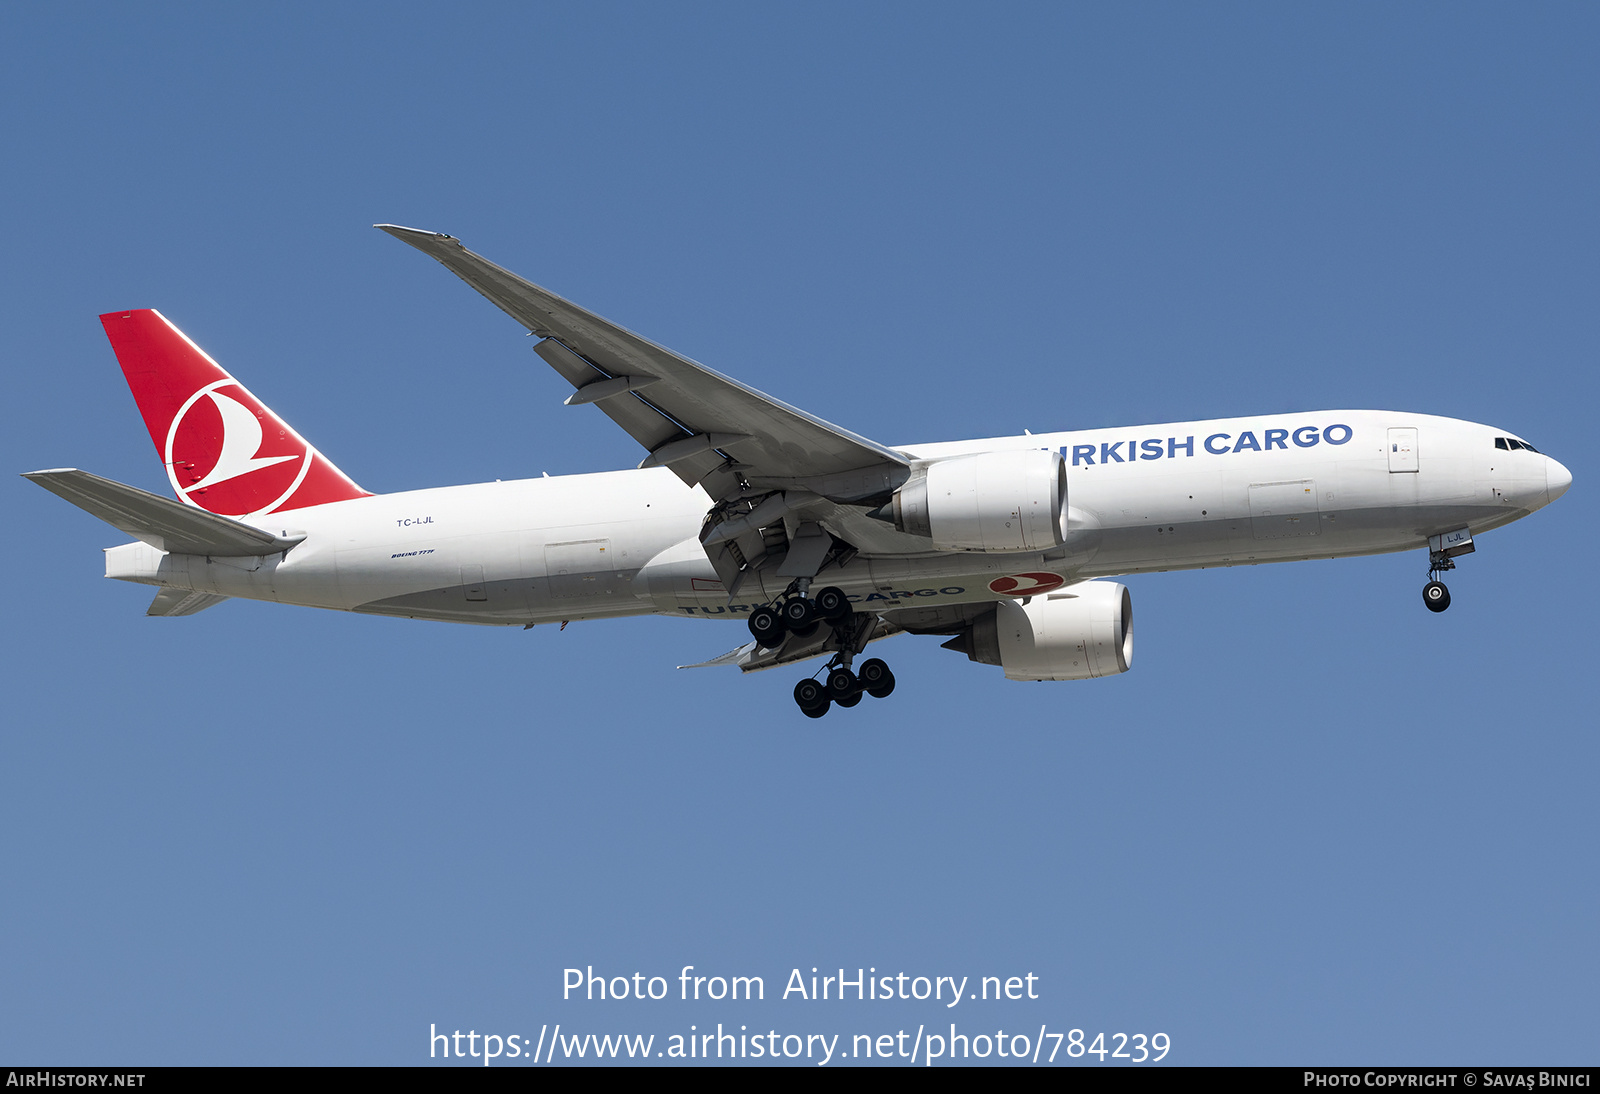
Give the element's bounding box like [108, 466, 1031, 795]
[1495, 436, 1541, 453]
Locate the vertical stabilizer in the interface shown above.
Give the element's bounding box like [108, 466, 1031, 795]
[100, 310, 370, 517]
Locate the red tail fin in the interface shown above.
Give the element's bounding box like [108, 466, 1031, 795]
[100, 309, 371, 517]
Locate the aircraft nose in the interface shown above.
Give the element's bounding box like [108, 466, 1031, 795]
[1546, 456, 1572, 504]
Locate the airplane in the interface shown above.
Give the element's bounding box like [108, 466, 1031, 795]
[26, 225, 1573, 718]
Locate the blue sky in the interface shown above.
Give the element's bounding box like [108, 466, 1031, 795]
[1, 2, 1594, 1066]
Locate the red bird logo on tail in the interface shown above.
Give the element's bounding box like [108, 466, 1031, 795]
[101, 310, 369, 518]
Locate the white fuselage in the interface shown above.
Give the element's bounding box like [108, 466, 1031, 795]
[104, 410, 1566, 626]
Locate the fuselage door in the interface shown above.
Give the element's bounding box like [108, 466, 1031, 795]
[1388, 427, 1419, 473]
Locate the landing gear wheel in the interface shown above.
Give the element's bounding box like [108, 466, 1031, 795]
[814, 586, 850, 623]
[835, 692, 863, 708]
[782, 596, 817, 631]
[748, 606, 785, 649]
[825, 666, 859, 701]
[794, 678, 830, 717]
[858, 658, 896, 699]
[1423, 580, 1451, 613]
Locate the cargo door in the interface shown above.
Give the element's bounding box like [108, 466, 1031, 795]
[1249, 480, 1321, 540]
[1388, 427, 1419, 472]
[545, 539, 616, 599]
[461, 564, 488, 602]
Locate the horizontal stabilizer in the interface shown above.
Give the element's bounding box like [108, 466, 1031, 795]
[23, 469, 303, 556]
[147, 588, 230, 617]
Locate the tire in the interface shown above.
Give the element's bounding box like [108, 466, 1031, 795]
[814, 586, 850, 622]
[835, 692, 863, 708]
[782, 596, 817, 630]
[748, 605, 784, 648]
[794, 678, 829, 716]
[1423, 581, 1451, 613]
[826, 666, 859, 700]
[857, 658, 890, 689]
[866, 670, 896, 700]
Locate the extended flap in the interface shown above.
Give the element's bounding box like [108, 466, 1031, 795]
[147, 588, 230, 616]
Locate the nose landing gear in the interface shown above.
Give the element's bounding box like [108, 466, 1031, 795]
[1421, 528, 1475, 613]
[1423, 579, 1451, 612]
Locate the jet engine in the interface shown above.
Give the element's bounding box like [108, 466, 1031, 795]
[942, 580, 1132, 681]
[888, 449, 1067, 552]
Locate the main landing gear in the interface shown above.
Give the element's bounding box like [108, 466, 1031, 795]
[747, 581, 851, 649]
[752, 582, 896, 718]
[794, 656, 896, 719]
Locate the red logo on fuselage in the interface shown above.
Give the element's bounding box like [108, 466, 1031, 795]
[165, 380, 311, 516]
[989, 572, 1065, 596]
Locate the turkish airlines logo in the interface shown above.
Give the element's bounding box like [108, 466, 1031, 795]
[164, 380, 311, 516]
[989, 572, 1065, 596]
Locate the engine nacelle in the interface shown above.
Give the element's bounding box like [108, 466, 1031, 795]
[944, 581, 1133, 681]
[891, 449, 1066, 552]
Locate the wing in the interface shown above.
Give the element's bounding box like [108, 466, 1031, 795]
[378, 225, 946, 589]
[375, 224, 910, 503]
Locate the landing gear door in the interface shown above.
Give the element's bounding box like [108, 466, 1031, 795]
[1429, 528, 1475, 560]
[1388, 428, 1419, 473]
